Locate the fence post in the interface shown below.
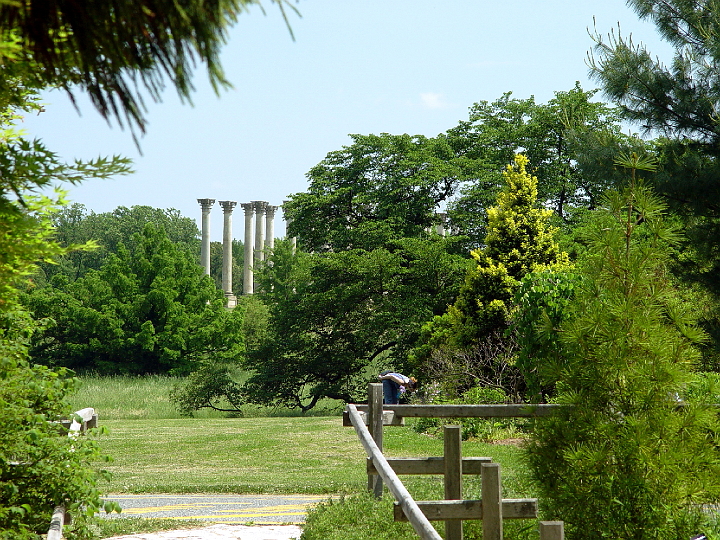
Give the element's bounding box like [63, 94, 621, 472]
[368, 382, 384, 498]
[481, 462, 502, 540]
[444, 425, 463, 540]
[539, 521, 564, 540]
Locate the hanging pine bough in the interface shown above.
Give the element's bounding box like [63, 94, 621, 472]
[0, 0, 298, 134]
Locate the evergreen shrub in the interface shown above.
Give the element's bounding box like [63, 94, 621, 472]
[526, 174, 720, 539]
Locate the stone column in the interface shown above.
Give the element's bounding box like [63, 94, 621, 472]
[219, 201, 237, 307]
[241, 203, 254, 295]
[197, 199, 215, 275]
[253, 201, 267, 263]
[265, 205, 277, 251]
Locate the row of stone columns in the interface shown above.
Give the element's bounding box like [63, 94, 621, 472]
[197, 199, 279, 304]
[242, 201, 278, 295]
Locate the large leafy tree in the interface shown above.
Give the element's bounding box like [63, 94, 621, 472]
[174, 237, 470, 413]
[284, 133, 471, 252]
[446, 84, 648, 241]
[23, 223, 243, 375]
[286, 87, 646, 255]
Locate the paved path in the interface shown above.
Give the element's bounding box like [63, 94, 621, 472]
[99, 494, 325, 540]
[103, 494, 326, 524]
[100, 523, 303, 540]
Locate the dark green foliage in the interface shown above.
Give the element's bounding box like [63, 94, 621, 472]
[23, 224, 243, 375]
[446, 84, 646, 241]
[0, 79, 129, 540]
[285, 87, 641, 254]
[526, 179, 720, 539]
[243, 237, 469, 412]
[513, 268, 579, 400]
[41, 204, 200, 283]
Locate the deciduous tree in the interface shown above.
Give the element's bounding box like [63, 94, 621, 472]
[284, 133, 470, 252]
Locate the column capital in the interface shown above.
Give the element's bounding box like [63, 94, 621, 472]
[241, 202, 255, 213]
[252, 200, 268, 212]
[265, 205, 278, 217]
[219, 200, 237, 213]
[197, 198, 216, 210]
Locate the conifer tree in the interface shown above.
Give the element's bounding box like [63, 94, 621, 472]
[415, 155, 569, 360]
[526, 158, 720, 539]
[590, 0, 720, 362]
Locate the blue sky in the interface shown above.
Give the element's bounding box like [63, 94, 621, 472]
[20, 0, 671, 241]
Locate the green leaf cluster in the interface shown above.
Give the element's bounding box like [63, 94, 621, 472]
[38, 203, 200, 284]
[0, 339, 113, 539]
[446, 83, 648, 241]
[513, 268, 579, 400]
[284, 133, 470, 252]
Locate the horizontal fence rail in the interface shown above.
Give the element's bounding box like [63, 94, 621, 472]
[353, 403, 566, 418]
[346, 385, 566, 540]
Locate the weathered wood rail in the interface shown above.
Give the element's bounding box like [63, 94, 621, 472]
[47, 407, 98, 540]
[345, 384, 564, 540]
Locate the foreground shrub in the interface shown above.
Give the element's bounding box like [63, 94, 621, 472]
[0, 309, 115, 540]
[526, 173, 720, 539]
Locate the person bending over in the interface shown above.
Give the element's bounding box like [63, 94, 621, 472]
[378, 371, 417, 404]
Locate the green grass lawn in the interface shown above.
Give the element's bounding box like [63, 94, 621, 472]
[97, 417, 528, 496]
[71, 376, 533, 539]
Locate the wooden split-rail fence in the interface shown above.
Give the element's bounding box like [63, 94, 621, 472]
[46, 407, 98, 540]
[344, 383, 564, 540]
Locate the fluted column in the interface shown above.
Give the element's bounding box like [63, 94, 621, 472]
[265, 205, 277, 251]
[241, 203, 254, 295]
[253, 201, 267, 263]
[197, 199, 215, 275]
[219, 201, 237, 307]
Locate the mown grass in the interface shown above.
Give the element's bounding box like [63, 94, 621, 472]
[68, 374, 344, 420]
[73, 376, 533, 539]
[95, 417, 528, 495]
